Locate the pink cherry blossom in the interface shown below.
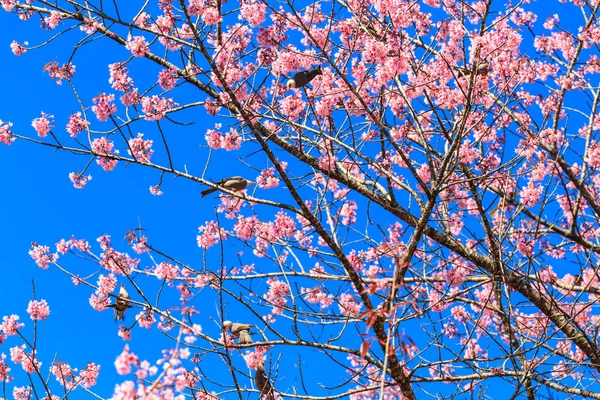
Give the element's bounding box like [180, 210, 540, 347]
[112, 381, 136, 399]
[69, 172, 92, 189]
[121, 88, 142, 106]
[256, 168, 280, 189]
[91, 93, 116, 121]
[118, 327, 132, 340]
[201, 7, 221, 25]
[217, 195, 246, 219]
[273, 211, 296, 239]
[31, 112, 54, 137]
[141, 95, 176, 121]
[89, 293, 110, 312]
[149, 185, 163, 196]
[302, 287, 333, 308]
[133, 12, 151, 27]
[158, 68, 179, 90]
[12, 386, 30, 400]
[442, 322, 458, 338]
[65, 112, 90, 137]
[79, 363, 100, 388]
[26, 300, 50, 320]
[114, 345, 139, 375]
[56, 239, 69, 255]
[463, 339, 486, 360]
[222, 129, 242, 150]
[42, 11, 62, 29]
[155, 262, 180, 281]
[10, 345, 41, 373]
[10, 40, 27, 55]
[339, 200, 357, 225]
[96, 273, 117, 296]
[125, 35, 149, 57]
[0, 353, 11, 383]
[0, 120, 14, 145]
[242, 346, 268, 370]
[205, 128, 222, 149]
[99, 248, 140, 274]
[520, 181, 542, 207]
[197, 221, 228, 249]
[194, 274, 211, 288]
[80, 19, 99, 34]
[9, 345, 26, 364]
[51, 362, 75, 389]
[132, 236, 149, 254]
[240, 0, 266, 27]
[338, 294, 362, 317]
[42, 61, 76, 85]
[128, 133, 153, 163]
[0, 315, 24, 336]
[109, 62, 134, 92]
[1, 0, 16, 12]
[29, 243, 57, 269]
[136, 310, 156, 329]
[544, 14, 560, 30]
[264, 277, 290, 315]
[92, 137, 119, 171]
[280, 93, 306, 120]
[187, 0, 203, 16]
[205, 126, 242, 151]
[97, 234, 112, 251]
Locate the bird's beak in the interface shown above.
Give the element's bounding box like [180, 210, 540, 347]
[247, 181, 255, 186]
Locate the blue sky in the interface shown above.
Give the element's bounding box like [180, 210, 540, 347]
[0, 6, 221, 398]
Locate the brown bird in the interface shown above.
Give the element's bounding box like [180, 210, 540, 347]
[107, 284, 130, 321]
[254, 363, 276, 400]
[286, 66, 322, 89]
[456, 61, 490, 78]
[223, 321, 253, 345]
[489, 197, 507, 219]
[201, 177, 254, 198]
[489, 188, 516, 219]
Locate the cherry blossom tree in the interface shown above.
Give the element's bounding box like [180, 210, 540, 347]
[1, 0, 600, 399]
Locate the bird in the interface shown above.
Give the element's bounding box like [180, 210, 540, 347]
[286, 66, 322, 89]
[223, 320, 253, 345]
[489, 197, 507, 219]
[456, 61, 490, 78]
[489, 188, 516, 219]
[201, 177, 254, 198]
[108, 284, 131, 321]
[254, 363, 276, 400]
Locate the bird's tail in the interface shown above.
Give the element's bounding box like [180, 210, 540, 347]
[114, 308, 125, 321]
[201, 187, 217, 197]
[238, 330, 254, 345]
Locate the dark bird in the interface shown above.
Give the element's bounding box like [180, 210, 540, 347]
[254, 363, 276, 400]
[286, 66, 322, 89]
[107, 284, 130, 321]
[223, 320, 253, 345]
[201, 177, 254, 198]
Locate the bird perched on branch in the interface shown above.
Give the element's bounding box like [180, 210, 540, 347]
[223, 320, 254, 345]
[254, 363, 276, 400]
[201, 177, 254, 198]
[456, 60, 490, 78]
[107, 284, 130, 321]
[286, 66, 322, 89]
